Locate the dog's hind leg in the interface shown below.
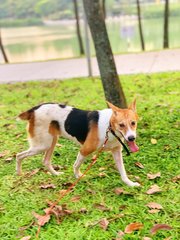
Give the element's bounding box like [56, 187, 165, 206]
[43, 136, 62, 175]
[73, 152, 85, 178]
[16, 147, 45, 175]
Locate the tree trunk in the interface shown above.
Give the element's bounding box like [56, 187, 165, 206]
[83, 0, 127, 108]
[73, 0, 84, 55]
[163, 0, 169, 48]
[136, 0, 145, 51]
[0, 30, 8, 63]
[101, 0, 106, 19]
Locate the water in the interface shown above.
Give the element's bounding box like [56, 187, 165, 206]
[1, 17, 180, 63]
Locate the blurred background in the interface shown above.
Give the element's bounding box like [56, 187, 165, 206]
[0, 0, 179, 64]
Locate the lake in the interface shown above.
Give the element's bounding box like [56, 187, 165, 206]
[1, 16, 180, 63]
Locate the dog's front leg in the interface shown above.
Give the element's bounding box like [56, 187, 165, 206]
[111, 147, 140, 187]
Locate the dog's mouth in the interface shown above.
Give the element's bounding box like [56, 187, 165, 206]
[127, 141, 139, 153]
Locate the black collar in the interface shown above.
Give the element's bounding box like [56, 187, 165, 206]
[109, 126, 130, 156]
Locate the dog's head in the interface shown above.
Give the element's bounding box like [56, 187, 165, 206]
[107, 100, 139, 152]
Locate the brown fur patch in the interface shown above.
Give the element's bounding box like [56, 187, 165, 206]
[27, 112, 35, 138]
[19, 111, 32, 120]
[80, 123, 99, 156]
[49, 120, 61, 136]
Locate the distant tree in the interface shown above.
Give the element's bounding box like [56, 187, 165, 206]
[73, 0, 84, 55]
[136, 0, 145, 51]
[83, 0, 127, 108]
[163, 0, 169, 48]
[0, 29, 8, 63]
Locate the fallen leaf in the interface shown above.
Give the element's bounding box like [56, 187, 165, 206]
[143, 237, 152, 240]
[20, 236, 31, 240]
[147, 172, 161, 180]
[56, 143, 62, 147]
[5, 157, 13, 162]
[114, 188, 124, 195]
[172, 175, 180, 183]
[148, 209, 160, 214]
[99, 167, 106, 171]
[33, 212, 51, 226]
[146, 202, 163, 210]
[150, 224, 172, 235]
[26, 168, 40, 177]
[93, 203, 110, 211]
[151, 138, 157, 144]
[98, 172, 107, 177]
[135, 162, 144, 169]
[125, 222, 143, 233]
[79, 208, 87, 213]
[70, 195, 81, 202]
[164, 237, 172, 240]
[146, 184, 161, 194]
[99, 218, 109, 230]
[87, 189, 96, 195]
[116, 230, 124, 239]
[40, 183, 56, 189]
[0, 150, 10, 158]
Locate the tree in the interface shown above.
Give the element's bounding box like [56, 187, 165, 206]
[136, 0, 145, 51]
[83, 0, 127, 108]
[73, 0, 84, 55]
[163, 0, 169, 48]
[0, 29, 8, 63]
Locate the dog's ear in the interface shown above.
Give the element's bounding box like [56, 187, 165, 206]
[107, 101, 120, 115]
[128, 99, 136, 112]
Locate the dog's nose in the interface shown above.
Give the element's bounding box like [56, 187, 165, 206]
[128, 135, 135, 142]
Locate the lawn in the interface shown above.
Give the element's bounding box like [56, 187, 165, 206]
[0, 72, 179, 240]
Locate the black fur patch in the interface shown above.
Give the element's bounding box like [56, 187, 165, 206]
[50, 120, 60, 131]
[64, 108, 99, 143]
[27, 102, 55, 113]
[59, 104, 66, 108]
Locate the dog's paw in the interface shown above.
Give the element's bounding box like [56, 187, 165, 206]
[125, 180, 141, 187]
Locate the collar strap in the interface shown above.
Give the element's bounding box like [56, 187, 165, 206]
[109, 127, 130, 156]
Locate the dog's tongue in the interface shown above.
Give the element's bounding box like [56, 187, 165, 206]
[127, 141, 139, 153]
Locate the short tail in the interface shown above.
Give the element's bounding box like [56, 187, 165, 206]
[18, 111, 32, 120]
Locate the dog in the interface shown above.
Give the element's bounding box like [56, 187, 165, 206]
[16, 100, 140, 187]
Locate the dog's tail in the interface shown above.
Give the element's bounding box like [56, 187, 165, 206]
[18, 111, 32, 120]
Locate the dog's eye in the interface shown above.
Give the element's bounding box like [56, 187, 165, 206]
[119, 123, 125, 128]
[131, 121, 136, 126]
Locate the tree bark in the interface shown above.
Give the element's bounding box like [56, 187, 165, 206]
[0, 29, 8, 63]
[136, 0, 145, 51]
[101, 0, 106, 19]
[163, 0, 169, 48]
[83, 0, 127, 108]
[73, 0, 85, 55]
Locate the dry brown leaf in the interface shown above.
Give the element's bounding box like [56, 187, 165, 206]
[26, 168, 40, 177]
[99, 218, 109, 230]
[172, 175, 180, 183]
[148, 209, 160, 214]
[70, 195, 81, 202]
[164, 237, 172, 240]
[143, 237, 152, 240]
[0, 150, 10, 158]
[33, 212, 51, 226]
[93, 203, 110, 211]
[114, 188, 124, 195]
[20, 236, 31, 240]
[150, 224, 172, 235]
[98, 172, 107, 177]
[146, 202, 163, 210]
[40, 183, 56, 189]
[151, 138, 157, 144]
[147, 172, 161, 180]
[135, 161, 144, 169]
[116, 230, 124, 239]
[5, 157, 13, 162]
[146, 184, 161, 194]
[124, 222, 143, 233]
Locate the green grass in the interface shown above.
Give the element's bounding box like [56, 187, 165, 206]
[0, 72, 179, 240]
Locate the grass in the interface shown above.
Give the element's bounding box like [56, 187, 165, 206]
[0, 72, 179, 240]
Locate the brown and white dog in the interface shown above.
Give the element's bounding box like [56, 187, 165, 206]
[16, 100, 140, 187]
